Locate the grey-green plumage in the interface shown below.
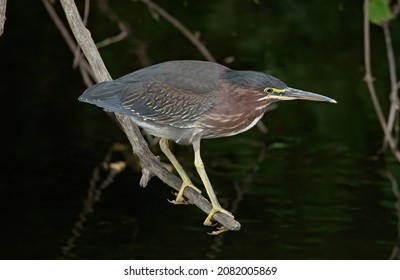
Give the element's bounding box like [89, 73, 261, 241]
[79, 60, 336, 232]
[80, 61, 223, 124]
[79, 60, 335, 145]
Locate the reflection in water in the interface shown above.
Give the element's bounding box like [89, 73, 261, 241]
[3, 0, 400, 260]
[386, 170, 400, 260]
[206, 140, 268, 259]
[54, 138, 399, 260]
[60, 145, 129, 259]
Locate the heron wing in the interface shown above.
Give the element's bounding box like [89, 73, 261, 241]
[79, 61, 226, 128]
[120, 80, 219, 127]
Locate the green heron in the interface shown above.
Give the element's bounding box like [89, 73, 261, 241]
[79, 60, 336, 230]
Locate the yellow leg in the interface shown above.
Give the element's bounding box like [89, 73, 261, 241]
[159, 138, 201, 204]
[192, 139, 234, 226]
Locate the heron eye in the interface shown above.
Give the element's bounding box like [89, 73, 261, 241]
[264, 87, 285, 94]
[264, 88, 274, 94]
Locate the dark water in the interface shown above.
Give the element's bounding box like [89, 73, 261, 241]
[2, 133, 398, 259]
[1, 1, 399, 259]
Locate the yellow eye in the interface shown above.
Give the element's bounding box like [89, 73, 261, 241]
[264, 88, 274, 94]
[264, 87, 285, 94]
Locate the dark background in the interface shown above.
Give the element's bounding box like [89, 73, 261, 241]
[0, 0, 399, 259]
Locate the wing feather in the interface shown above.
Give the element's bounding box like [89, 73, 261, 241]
[79, 60, 228, 128]
[121, 81, 218, 127]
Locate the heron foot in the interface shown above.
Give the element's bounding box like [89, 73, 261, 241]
[203, 205, 234, 226]
[168, 181, 201, 205]
[208, 226, 229, 235]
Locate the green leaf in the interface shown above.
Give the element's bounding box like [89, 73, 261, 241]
[368, 0, 394, 24]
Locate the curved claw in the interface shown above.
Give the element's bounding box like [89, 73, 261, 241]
[207, 226, 229, 235]
[203, 206, 234, 226]
[168, 199, 191, 205]
[168, 192, 191, 205]
[170, 182, 201, 205]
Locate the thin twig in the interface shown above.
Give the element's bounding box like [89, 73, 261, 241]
[42, 0, 95, 86]
[71, 0, 92, 70]
[393, 0, 400, 17]
[363, 0, 400, 161]
[363, 0, 387, 131]
[60, 0, 111, 83]
[0, 0, 6, 36]
[83, 0, 90, 25]
[382, 21, 399, 145]
[59, 0, 240, 232]
[60, 146, 127, 259]
[96, 22, 129, 48]
[97, 0, 152, 66]
[115, 114, 241, 231]
[137, 0, 272, 132]
[137, 0, 216, 62]
[96, 0, 129, 49]
[382, 22, 398, 100]
[206, 139, 268, 258]
[385, 170, 400, 260]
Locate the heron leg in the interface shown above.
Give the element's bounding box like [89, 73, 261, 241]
[192, 139, 234, 226]
[159, 138, 201, 204]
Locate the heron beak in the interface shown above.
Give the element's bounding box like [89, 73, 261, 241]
[281, 87, 337, 104]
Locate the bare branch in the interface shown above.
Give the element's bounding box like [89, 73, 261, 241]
[60, 145, 127, 259]
[386, 170, 400, 260]
[82, 0, 90, 26]
[71, 0, 90, 72]
[134, 40, 152, 67]
[363, 0, 400, 161]
[60, 0, 111, 83]
[382, 22, 399, 142]
[115, 114, 241, 231]
[59, 0, 240, 232]
[393, 0, 400, 17]
[138, 0, 216, 62]
[42, 0, 95, 86]
[70, 0, 129, 79]
[96, 0, 129, 49]
[96, 22, 129, 48]
[0, 0, 7, 36]
[97, 0, 152, 66]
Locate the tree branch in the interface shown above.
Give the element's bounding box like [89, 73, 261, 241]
[42, 0, 95, 86]
[0, 0, 7, 36]
[363, 0, 400, 161]
[382, 21, 399, 143]
[59, 0, 240, 232]
[115, 114, 241, 231]
[95, 0, 129, 49]
[138, 0, 216, 62]
[137, 0, 271, 134]
[386, 170, 400, 260]
[60, 0, 111, 83]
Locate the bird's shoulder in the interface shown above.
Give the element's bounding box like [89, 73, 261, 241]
[117, 61, 227, 126]
[119, 60, 227, 94]
[78, 61, 229, 127]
